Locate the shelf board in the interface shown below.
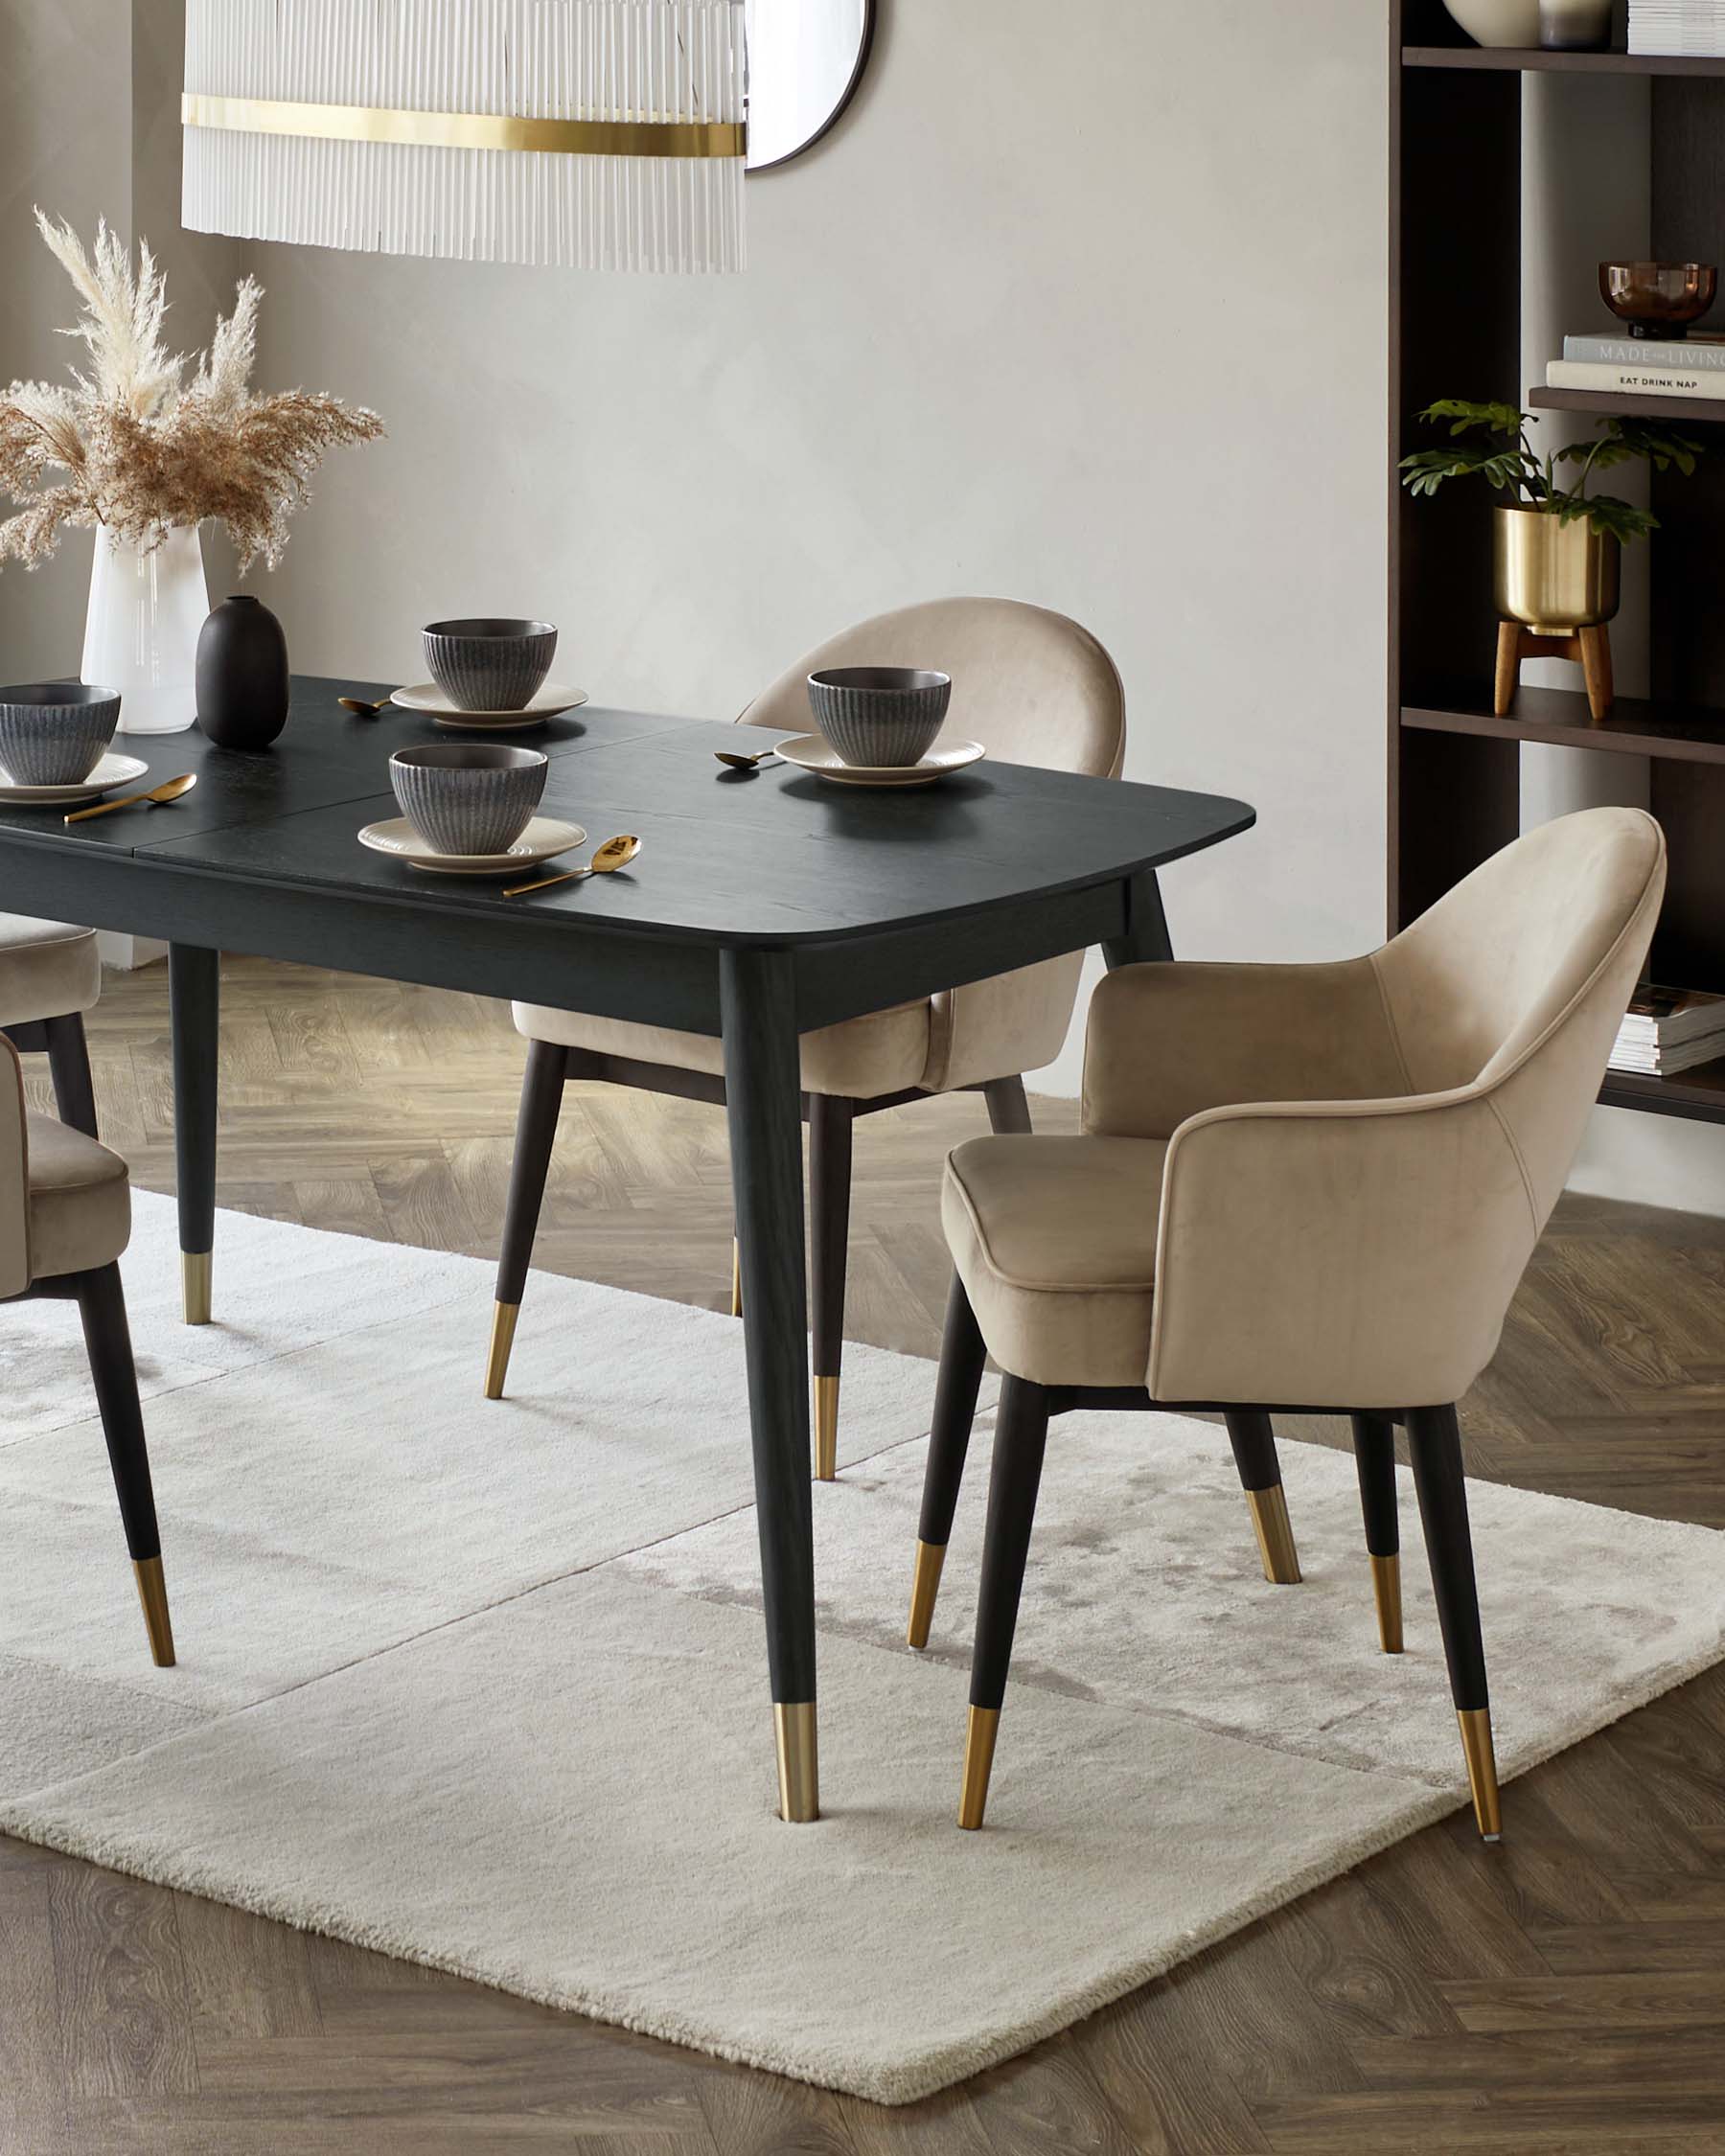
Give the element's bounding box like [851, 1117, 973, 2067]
[1601, 1062, 1725, 1124]
[1404, 43, 1725, 75]
[1531, 385, 1725, 425]
[1402, 685, 1725, 765]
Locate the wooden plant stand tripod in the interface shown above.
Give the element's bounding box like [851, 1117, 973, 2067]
[1494, 618, 1614, 722]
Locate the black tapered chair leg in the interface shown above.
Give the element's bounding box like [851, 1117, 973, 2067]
[1223, 1411, 1301, 1584]
[74, 1263, 173, 1666]
[908, 1273, 988, 1648]
[45, 1013, 99, 1138]
[1406, 1403, 1501, 1841]
[808, 1094, 854, 1483]
[981, 1075, 1032, 1136]
[1351, 1411, 1404, 1652]
[959, 1373, 1051, 1828]
[485, 1040, 569, 1399]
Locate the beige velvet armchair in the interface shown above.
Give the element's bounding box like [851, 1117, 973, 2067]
[0, 912, 103, 1135]
[485, 598, 1127, 1474]
[908, 807, 1666, 1836]
[1, 1034, 174, 1665]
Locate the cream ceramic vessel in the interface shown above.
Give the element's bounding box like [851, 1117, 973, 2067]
[1442, 0, 1540, 43]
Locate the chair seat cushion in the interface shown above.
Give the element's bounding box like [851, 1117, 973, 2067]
[0, 915, 101, 1028]
[942, 1134, 1168, 1388]
[27, 1113, 130, 1279]
[512, 998, 932, 1100]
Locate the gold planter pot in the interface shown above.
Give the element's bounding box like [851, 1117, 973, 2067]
[1492, 505, 1620, 636]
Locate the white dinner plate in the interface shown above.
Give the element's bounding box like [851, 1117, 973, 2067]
[357, 815, 586, 876]
[390, 681, 589, 729]
[774, 734, 986, 789]
[0, 751, 151, 806]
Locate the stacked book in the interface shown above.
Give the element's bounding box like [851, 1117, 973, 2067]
[1629, 1, 1725, 54]
[1609, 985, 1725, 1077]
[1548, 331, 1725, 403]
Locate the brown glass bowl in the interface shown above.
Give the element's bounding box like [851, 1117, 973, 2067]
[1599, 261, 1717, 340]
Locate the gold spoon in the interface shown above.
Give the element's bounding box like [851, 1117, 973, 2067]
[339, 692, 394, 718]
[504, 832, 640, 899]
[714, 746, 783, 771]
[64, 773, 199, 825]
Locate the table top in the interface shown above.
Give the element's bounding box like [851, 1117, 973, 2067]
[0, 677, 1254, 949]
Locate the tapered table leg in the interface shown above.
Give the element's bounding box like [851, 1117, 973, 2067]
[169, 944, 219, 1325]
[1102, 869, 1173, 970]
[721, 946, 819, 1822]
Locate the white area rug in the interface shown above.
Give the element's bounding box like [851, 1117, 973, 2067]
[2, 1194, 1722, 2103]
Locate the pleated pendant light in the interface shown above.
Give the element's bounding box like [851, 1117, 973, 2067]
[182, 0, 747, 272]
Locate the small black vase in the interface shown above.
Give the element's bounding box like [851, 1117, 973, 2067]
[196, 594, 289, 750]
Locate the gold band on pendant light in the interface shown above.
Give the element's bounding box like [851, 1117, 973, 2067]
[182, 93, 745, 160]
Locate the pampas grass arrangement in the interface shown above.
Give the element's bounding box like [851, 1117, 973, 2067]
[0, 213, 382, 574]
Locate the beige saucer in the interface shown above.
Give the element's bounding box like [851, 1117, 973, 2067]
[0, 750, 150, 806]
[357, 815, 586, 875]
[390, 682, 588, 731]
[775, 734, 986, 789]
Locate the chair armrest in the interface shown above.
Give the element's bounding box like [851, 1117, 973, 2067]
[1081, 957, 1411, 1138]
[1147, 1088, 1540, 1410]
[0, 1038, 29, 1297]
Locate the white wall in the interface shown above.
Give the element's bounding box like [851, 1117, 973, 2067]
[238, 0, 1391, 1091]
[0, 6, 134, 675]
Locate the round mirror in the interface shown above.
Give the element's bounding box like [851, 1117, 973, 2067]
[746, 0, 874, 173]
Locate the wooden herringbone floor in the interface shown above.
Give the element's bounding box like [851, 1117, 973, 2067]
[5, 956, 1724, 2155]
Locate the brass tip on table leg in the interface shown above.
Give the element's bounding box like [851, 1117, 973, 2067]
[181, 1250, 212, 1327]
[907, 1539, 946, 1650]
[958, 1705, 1000, 1831]
[1457, 1708, 1503, 1842]
[773, 1701, 819, 1823]
[133, 1556, 175, 1667]
[484, 1301, 520, 1401]
[730, 1237, 743, 1319]
[815, 1373, 840, 1482]
[1370, 1552, 1404, 1654]
[1247, 1482, 1301, 1585]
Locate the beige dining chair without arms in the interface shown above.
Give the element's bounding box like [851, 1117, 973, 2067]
[0, 1031, 174, 1664]
[907, 807, 1665, 1838]
[485, 598, 1128, 1478]
[0, 913, 102, 1136]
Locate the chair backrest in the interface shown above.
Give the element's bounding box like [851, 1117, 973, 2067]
[740, 596, 1127, 777]
[0, 1039, 29, 1298]
[1376, 805, 1667, 1231]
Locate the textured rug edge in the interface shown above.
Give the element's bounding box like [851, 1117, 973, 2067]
[6, 1605, 1724, 2106]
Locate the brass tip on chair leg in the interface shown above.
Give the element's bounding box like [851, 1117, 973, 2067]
[484, 1302, 520, 1400]
[815, 1374, 840, 1482]
[181, 1251, 212, 1327]
[907, 1540, 946, 1649]
[773, 1701, 819, 1823]
[1247, 1482, 1301, 1585]
[958, 1706, 1000, 1830]
[1370, 1552, 1404, 1654]
[730, 1237, 743, 1319]
[1457, 1708, 1503, 1842]
[133, 1556, 175, 1667]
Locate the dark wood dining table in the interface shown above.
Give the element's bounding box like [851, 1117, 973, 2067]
[0, 677, 1254, 1820]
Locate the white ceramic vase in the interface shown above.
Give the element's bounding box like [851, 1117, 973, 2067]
[81, 523, 211, 736]
[1443, 0, 1541, 42]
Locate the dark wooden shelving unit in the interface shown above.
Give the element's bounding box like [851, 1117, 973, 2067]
[1404, 685, 1725, 765]
[1531, 384, 1725, 424]
[1393, 1, 1725, 1127]
[1405, 43, 1725, 76]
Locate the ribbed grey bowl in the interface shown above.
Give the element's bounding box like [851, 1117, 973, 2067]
[0, 681, 122, 787]
[389, 742, 548, 856]
[807, 667, 952, 768]
[423, 619, 558, 712]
